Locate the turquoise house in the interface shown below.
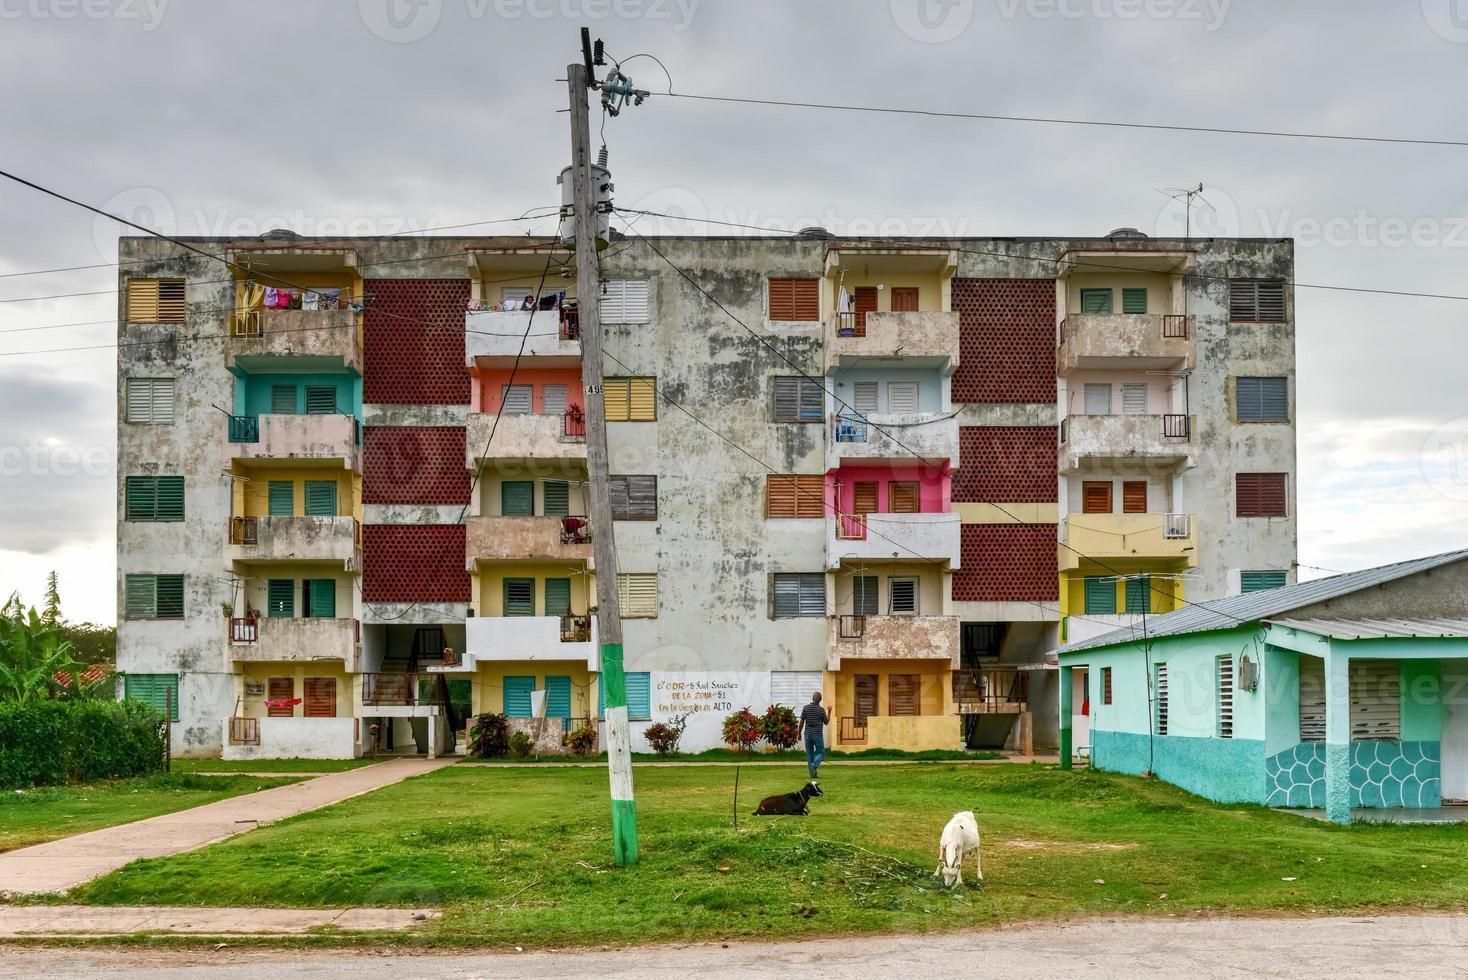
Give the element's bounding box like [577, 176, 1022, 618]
[1057, 549, 1468, 822]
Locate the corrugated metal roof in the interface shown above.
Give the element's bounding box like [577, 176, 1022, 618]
[1058, 547, 1468, 654]
[1266, 617, 1468, 640]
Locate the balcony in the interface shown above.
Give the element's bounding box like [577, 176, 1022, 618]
[826, 614, 960, 670]
[226, 516, 361, 568]
[828, 412, 959, 468]
[456, 615, 600, 670]
[1058, 513, 1197, 571]
[466, 309, 581, 363]
[466, 411, 586, 465]
[826, 311, 960, 369]
[228, 616, 360, 671]
[226, 308, 363, 375]
[1058, 414, 1195, 473]
[827, 512, 962, 569]
[953, 666, 1032, 716]
[226, 413, 361, 469]
[465, 516, 593, 564]
[1057, 314, 1194, 374]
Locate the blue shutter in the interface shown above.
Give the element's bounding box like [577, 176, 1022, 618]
[1084, 577, 1116, 615]
[304, 480, 337, 516]
[504, 676, 535, 718]
[626, 672, 651, 720]
[271, 384, 297, 414]
[1080, 289, 1113, 314]
[544, 578, 571, 617]
[154, 477, 184, 521]
[125, 673, 179, 722]
[544, 675, 571, 719]
[504, 578, 535, 616]
[305, 385, 337, 414]
[1237, 377, 1288, 422]
[501, 481, 534, 516]
[1241, 570, 1287, 593]
[154, 575, 184, 619]
[1124, 576, 1149, 614]
[542, 481, 570, 517]
[268, 481, 295, 516]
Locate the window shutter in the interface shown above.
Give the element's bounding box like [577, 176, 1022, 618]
[852, 575, 879, 616]
[769, 277, 819, 321]
[303, 677, 337, 718]
[267, 677, 295, 717]
[603, 378, 630, 421]
[798, 379, 824, 420]
[1083, 383, 1112, 415]
[799, 573, 825, 617]
[851, 382, 879, 414]
[305, 386, 337, 415]
[609, 475, 657, 520]
[889, 674, 920, 716]
[124, 476, 155, 522]
[887, 382, 918, 414]
[1080, 288, 1113, 314]
[542, 385, 568, 416]
[1122, 481, 1148, 514]
[1155, 664, 1169, 735]
[271, 384, 297, 414]
[1240, 569, 1287, 593]
[125, 575, 156, 619]
[504, 578, 535, 616]
[544, 578, 572, 617]
[154, 574, 183, 618]
[889, 577, 918, 615]
[600, 279, 625, 323]
[304, 480, 337, 516]
[268, 481, 295, 516]
[501, 481, 535, 517]
[773, 376, 800, 421]
[618, 573, 658, 618]
[766, 475, 824, 519]
[852, 482, 879, 517]
[1236, 473, 1287, 517]
[1124, 576, 1149, 614]
[1082, 481, 1113, 514]
[1122, 288, 1148, 314]
[855, 675, 878, 719]
[1351, 661, 1401, 740]
[1084, 577, 1115, 615]
[126, 378, 175, 424]
[1217, 656, 1234, 738]
[500, 384, 533, 414]
[772, 574, 823, 618]
[1102, 667, 1113, 705]
[1229, 279, 1286, 321]
[1236, 376, 1288, 422]
[602, 279, 649, 324]
[626, 671, 652, 720]
[125, 673, 180, 721]
[1121, 383, 1148, 415]
[544, 675, 572, 718]
[888, 481, 921, 514]
[1299, 656, 1326, 742]
[307, 579, 336, 618]
[1257, 280, 1286, 321]
[504, 676, 535, 717]
[770, 671, 823, 708]
[543, 481, 570, 517]
[891, 286, 919, 312]
[154, 477, 184, 521]
[267, 579, 295, 617]
[628, 377, 657, 421]
[126, 279, 185, 323]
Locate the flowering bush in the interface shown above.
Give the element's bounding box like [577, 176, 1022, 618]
[643, 714, 689, 756]
[760, 704, 800, 750]
[722, 707, 762, 752]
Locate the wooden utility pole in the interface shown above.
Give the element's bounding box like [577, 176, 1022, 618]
[568, 57, 638, 865]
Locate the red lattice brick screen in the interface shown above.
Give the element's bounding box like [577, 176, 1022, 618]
[951, 278, 1055, 404]
[362, 524, 470, 603]
[953, 426, 1058, 503]
[953, 524, 1059, 602]
[363, 426, 470, 505]
[363, 278, 470, 405]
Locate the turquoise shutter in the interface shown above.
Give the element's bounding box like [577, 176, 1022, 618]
[154, 575, 184, 618]
[544, 676, 571, 719]
[307, 579, 336, 618]
[267, 579, 295, 617]
[1080, 289, 1113, 314]
[268, 481, 295, 516]
[124, 575, 156, 618]
[125, 673, 179, 722]
[304, 480, 337, 516]
[305, 385, 337, 414]
[542, 481, 570, 517]
[1241, 570, 1287, 593]
[501, 481, 534, 516]
[544, 578, 572, 617]
[1122, 288, 1148, 314]
[271, 384, 297, 414]
[504, 578, 535, 616]
[1084, 577, 1116, 615]
[504, 676, 535, 718]
[626, 672, 651, 720]
[1124, 576, 1150, 614]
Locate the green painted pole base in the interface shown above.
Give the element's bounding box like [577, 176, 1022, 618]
[601, 640, 639, 865]
[612, 797, 639, 865]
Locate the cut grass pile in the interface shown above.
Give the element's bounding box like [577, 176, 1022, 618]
[0, 773, 301, 852]
[168, 758, 380, 774]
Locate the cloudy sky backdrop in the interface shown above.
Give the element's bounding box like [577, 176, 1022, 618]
[2, 0, 1466, 623]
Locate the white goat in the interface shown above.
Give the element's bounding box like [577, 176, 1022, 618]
[935, 810, 982, 887]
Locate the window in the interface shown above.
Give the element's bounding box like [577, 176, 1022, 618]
[1083, 383, 1112, 415]
[604, 376, 657, 421]
[854, 674, 879, 719]
[303, 677, 337, 718]
[889, 577, 918, 615]
[1155, 664, 1169, 735]
[852, 482, 879, 518]
[501, 481, 535, 517]
[504, 675, 535, 718]
[771, 670, 824, 709]
[125, 476, 184, 522]
[599, 671, 652, 720]
[501, 287, 532, 306]
[1241, 569, 1287, 593]
[543, 481, 570, 517]
[773, 377, 825, 422]
[1102, 666, 1113, 705]
[542, 384, 568, 416]
[1082, 481, 1112, 514]
[270, 384, 297, 415]
[1124, 576, 1149, 614]
[304, 579, 336, 618]
[1083, 577, 1115, 615]
[1079, 288, 1113, 314]
[891, 286, 920, 312]
[889, 674, 921, 716]
[1121, 383, 1148, 415]
[887, 381, 918, 414]
[601, 279, 651, 324]
[125, 574, 184, 619]
[1228, 279, 1286, 322]
[1236, 473, 1288, 517]
[1303, 660, 1404, 742]
[851, 381, 879, 414]
[267, 579, 295, 617]
[267, 677, 294, 718]
[766, 474, 825, 519]
[125, 378, 175, 424]
[501, 384, 533, 414]
[268, 481, 294, 516]
[305, 385, 337, 415]
[125, 673, 180, 721]
[888, 481, 921, 514]
[126, 278, 185, 323]
[503, 578, 535, 616]
[304, 481, 337, 516]
[618, 573, 658, 618]
[1122, 481, 1148, 514]
[1235, 376, 1289, 422]
[851, 575, 879, 617]
[768, 277, 820, 321]
[771, 573, 825, 619]
[544, 578, 572, 617]
[609, 475, 657, 520]
[1217, 656, 1234, 738]
[544, 675, 572, 719]
[1122, 288, 1148, 314]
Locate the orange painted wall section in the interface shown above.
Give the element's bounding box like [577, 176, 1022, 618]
[472, 367, 585, 414]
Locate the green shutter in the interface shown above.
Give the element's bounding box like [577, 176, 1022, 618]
[1084, 577, 1116, 615]
[1124, 576, 1150, 614]
[504, 578, 535, 616]
[125, 673, 179, 722]
[1241, 570, 1287, 593]
[307, 579, 336, 618]
[542, 481, 570, 517]
[545, 675, 571, 719]
[1080, 289, 1113, 314]
[155, 575, 184, 618]
[271, 384, 297, 414]
[305, 385, 337, 414]
[504, 676, 535, 718]
[626, 672, 651, 720]
[267, 579, 295, 617]
[544, 578, 572, 617]
[268, 481, 295, 516]
[124, 574, 156, 618]
[501, 481, 534, 517]
[155, 477, 184, 521]
[304, 481, 337, 516]
[125, 476, 155, 521]
[1122, 288, 1148, 314]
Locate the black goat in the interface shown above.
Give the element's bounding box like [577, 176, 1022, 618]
[753, 781, 824, 816]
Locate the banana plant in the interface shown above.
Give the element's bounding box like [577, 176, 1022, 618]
[0, 606, 86, 703]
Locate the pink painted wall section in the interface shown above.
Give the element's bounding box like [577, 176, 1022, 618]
[471, 367, 585, 414]
[826, 465, 952, 515]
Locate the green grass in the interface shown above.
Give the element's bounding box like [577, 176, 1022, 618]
[67, 763, 1468, 948]
[0, 774, 302, 852]
[168, 758, 381, 774]
[461, 747, 1005, 763]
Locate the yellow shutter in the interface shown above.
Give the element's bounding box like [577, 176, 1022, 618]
[617, 573, 657, 618]
[604, 378, 630, 422]
[126, 278, 186, 323]
[628, 377, 656, 421]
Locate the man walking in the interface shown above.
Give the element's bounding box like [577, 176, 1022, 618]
[797, 691, 830, 781]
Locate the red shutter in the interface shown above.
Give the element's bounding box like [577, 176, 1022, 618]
[770, 278, 819, 321]
[888, 481, 921, 514]
[303, 677, 337, 718]
[1082, 481, 1113, 514]
[1236, 473, 1287, 517]
[267, 677, 294, 717]
[1122, 481, 1148, 514]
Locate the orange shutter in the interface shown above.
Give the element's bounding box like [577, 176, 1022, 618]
[1082, 481, 1113, 514]
[267, 677, 294, 717]
[889, 674, 921, 716]
[303, 677, 337, 718]
[853, 286, 878, 334]
[888, 481, 921, 513]
[769, 277, 819, 321]
[891, 287, 919, 312]
[852, 482, 878, 516]
[767, 475, 824, 518]
[1122, 481, 1148, 514]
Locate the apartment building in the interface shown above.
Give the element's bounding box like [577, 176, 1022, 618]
[115, 229, 1296, 758]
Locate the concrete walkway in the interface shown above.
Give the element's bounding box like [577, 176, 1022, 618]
[0, 905, 440, 937]
[0, 757, 454, 896]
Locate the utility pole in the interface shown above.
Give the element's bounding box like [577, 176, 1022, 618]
[568, 45, 637, 866]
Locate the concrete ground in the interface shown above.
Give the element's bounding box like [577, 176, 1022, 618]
[0, 905, 439, 937]
[0, 757, 454, 895]
[2, 915, 1466, 978]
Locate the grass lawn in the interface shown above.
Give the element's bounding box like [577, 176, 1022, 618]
[68, 763, 1468, 948]
[0, 774, 301, 853]
[169, 758, 381, 774]
[461, 747, 1006, 764]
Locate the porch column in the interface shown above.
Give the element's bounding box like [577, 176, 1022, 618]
[1324, 650, 1351, 824]
[427, 712, 438, 761]
[1059, 664, 1073, 770]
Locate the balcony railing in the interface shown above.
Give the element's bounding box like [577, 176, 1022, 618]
[1161, 314, 1191, 339]
[837, 614, 866, 640]
[834, 414, 869, 443]
[838, 715, 868, 743]
[229, 516, 259, 546]
[836, 515, 868, 540]
[1162, 414, 1191, 439]
[228, 716, 260, 746]
[833, 310, 868, 337]
[362, 672, 443, 707]
[560, 614, 592, 643]
[563, 406, 586, 438]
[229, 617, 260, 643]
[228, 415, 260, 444]
[1163, 512, 1192, 539]
[953, 666, 1030, 715]
[559, 516, 592, 545]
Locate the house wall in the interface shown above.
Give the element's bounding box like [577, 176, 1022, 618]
[830, 366, 945, 414]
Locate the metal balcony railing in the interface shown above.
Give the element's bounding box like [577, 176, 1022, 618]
[838, 715, 868, 743]
[952, 666, 1030, 714]
[228, 415, 260, 443]
[1162, 414, 1191, 439]
[837, 614, 866, 640]
[834, 310, 867, 337]
[834, 414, 869, 443]
[562, 406, 586, 438]
[362, 672, 442, 707]
[560, 614, 592, 643]
[1163, 513, 1192, 539]
[1161, 314, 1192, 339]
[228, 716, 260, 745]
[228, 516, 259, 546]
[229, 617, 259, 643]
[836, 515, 868, 540]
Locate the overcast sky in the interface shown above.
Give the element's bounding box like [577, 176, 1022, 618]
[2, 0, 1466, 623]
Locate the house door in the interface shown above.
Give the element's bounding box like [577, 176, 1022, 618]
[853, 287, 878, 333]
[1443, 661, 1468, 801]
[890, 287, 919, 312]
[1071, 667, 1091, 755]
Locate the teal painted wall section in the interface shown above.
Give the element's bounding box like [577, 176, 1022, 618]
[1401, 660, 1443, 741]
[1264, 741, 1442, 807]
[1093, 730, 1269, 803]
[234, 373, 363, 421]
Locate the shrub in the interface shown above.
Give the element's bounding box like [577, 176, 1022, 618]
[0, 698, 165, 788]
[468, 713, 510, 758]
[508, 730, 533, 759]
[566, 722, 598, 756]
[721, 707, 762, 752]
[760, 704, 800, 750]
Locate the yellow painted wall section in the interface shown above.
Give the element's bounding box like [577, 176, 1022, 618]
[1066, 270, 1177, 315]
[473, 269, 575, 306]
[234, 466, 360, 518]
[239, 564, 353, 618]
[954, 502, 1059, 525]
[830, 562, 945, 616]
[1059, 569, 1184, 617]
[827, 659, 953, 750]
[235, 661, 357, 719]
[473, 563, 595, 616]
[479, 473, 589, 517]
[831, 268, 944, 313]
[470, 661, 596, 719]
